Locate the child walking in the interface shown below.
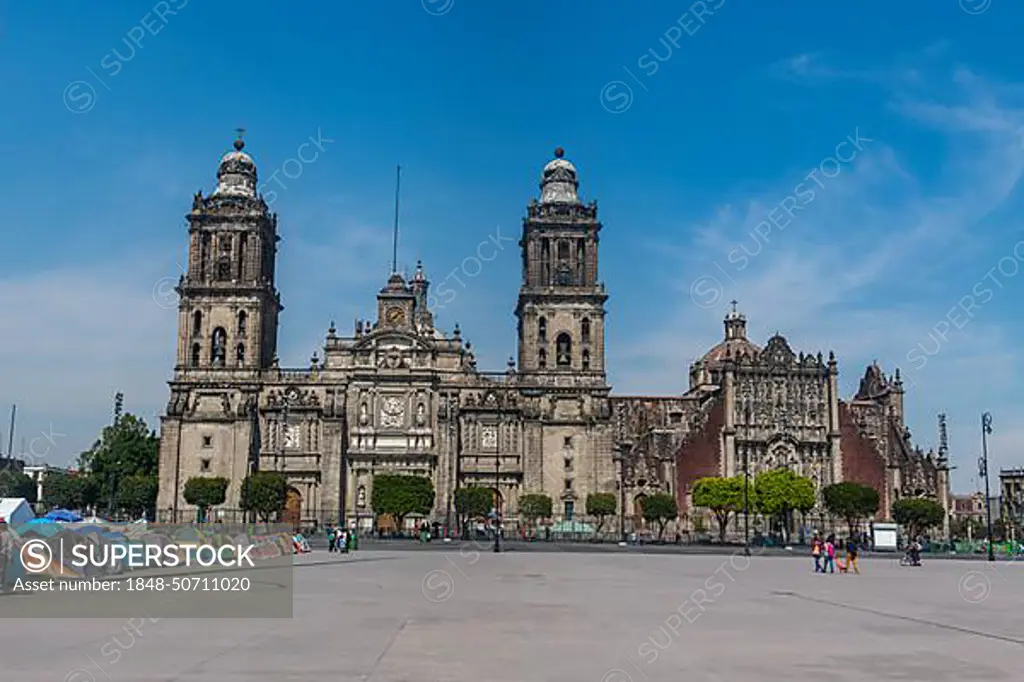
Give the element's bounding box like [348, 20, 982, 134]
[822, 534, 836, 573]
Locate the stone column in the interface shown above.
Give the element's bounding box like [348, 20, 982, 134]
[723, 360, 736, 477]
[827, 353, 842, 484]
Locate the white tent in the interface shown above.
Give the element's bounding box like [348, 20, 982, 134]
[0, 498, 34, 526]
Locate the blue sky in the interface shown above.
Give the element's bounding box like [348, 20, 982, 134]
[1, 1, 1022, 493]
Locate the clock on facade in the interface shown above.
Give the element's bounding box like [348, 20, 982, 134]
[386, 306, 405, 325]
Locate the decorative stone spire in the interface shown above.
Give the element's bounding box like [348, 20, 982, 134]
[539, 147, 581, 204]
[213, 131, 258, 198]
[724, 300, 747, 340]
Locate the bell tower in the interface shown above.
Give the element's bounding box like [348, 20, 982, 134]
[515, 148, 608, 381]
[175, 133, 282, 374]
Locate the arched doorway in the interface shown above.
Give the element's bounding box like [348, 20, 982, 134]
[633, 493, 647, 530]
[283, 487, 302, 529]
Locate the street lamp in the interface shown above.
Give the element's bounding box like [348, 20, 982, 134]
[742, 445, 750, 556]
[494, 443, 501, 553]
[981, 412, 995, 562]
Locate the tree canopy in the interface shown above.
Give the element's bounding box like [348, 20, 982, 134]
[371, 474, 435, 528]
[76, 393, 159, 516]
[586, 492, 617, 534]
[454, 487, 492, 535]
[892, 498, 945, 539]
[691, 476, 755, 543]
[0, 469, 37, 503]
[40, 472, 99, 511]
[754, 469, 816, 543]
[240, 471, 289, 523]
[519, 493, 553, 524]
[641, 493, 678, 541]
[183, 477, 229, 522]
[117, 474, 158, 519]
[822, 482, 880, 535]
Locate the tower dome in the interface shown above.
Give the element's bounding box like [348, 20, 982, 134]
[213, 136, 258, 198]
[539, 147, 581, 204]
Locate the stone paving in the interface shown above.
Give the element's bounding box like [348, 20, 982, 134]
[2, 548, 1022, 681]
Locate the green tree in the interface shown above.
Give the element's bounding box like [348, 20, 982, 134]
[822, 482, 880, 536]
[77, 393, 159, 515]
[754, 469, 816, 544]
[642, 493, 678, 542]
[40, 472, 99, 511]
[586, 492, 617, 536]
[240, 471, 289, 523]
[183, 477, 229, 522]
[454, 486, 493, 533]
[0, 469, 37, 503]
[519, 493, 553, 527]
[892, 498, 945, 540]
[691, 476, 755, 543]
[117, 474, 158, 519]
[371, 474, 435, 531]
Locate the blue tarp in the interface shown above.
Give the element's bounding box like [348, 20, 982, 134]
[16, 518, 61, 537]
[44, 509, 83, 522]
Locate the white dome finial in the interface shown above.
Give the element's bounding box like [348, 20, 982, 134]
[213, 133, 257, 198]
[539, 147, 580, 204]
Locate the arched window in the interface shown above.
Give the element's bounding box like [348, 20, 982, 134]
[582, 349, 591, 371]
[192, 310, 202, 338]
[538, 317, 547, 343]
[556, 333, 572, 367]
[236, 343, 246, 367]
[191, 342, 201, 367]
[237, 310, 247, 337]
[211, 327, 227, 367]
[581, 318, 591, 345]
[538, 348, 547, 369]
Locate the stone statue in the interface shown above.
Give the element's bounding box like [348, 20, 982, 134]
[359, 402, 369, 426]
[415, 402, 426, 427]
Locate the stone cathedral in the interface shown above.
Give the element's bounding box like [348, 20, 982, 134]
[156, 137, 950, 532]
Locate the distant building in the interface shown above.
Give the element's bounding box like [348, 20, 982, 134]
[23, 464, 69, 505]
[1000, 468, 1024, 525]
[156, 137, 952, 533]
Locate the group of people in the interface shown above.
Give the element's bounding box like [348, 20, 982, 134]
[810, 533, 859, 574]
[327, 526, 353, 553]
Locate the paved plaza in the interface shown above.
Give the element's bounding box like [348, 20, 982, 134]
[2, 548, 1022, 681]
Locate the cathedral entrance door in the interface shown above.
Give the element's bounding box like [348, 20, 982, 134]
[633, 494, 646, 531]
[283, 487, 302, 529]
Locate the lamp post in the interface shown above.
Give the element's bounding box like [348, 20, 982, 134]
[494, 442, 502, 553]
[981, 412, 995, 562]
[743, 445, 750, 556]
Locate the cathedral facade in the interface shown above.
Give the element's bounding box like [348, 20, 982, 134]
[156, 138, 950, 532]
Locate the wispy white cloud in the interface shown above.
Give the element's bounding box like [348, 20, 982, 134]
[618, 56, 1024, 491]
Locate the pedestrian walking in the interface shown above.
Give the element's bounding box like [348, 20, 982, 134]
[327, 526, 337, 553]
[845, 536, 860, 574]
[823, 534, 836, 573]
[811, 534, 823, 573]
